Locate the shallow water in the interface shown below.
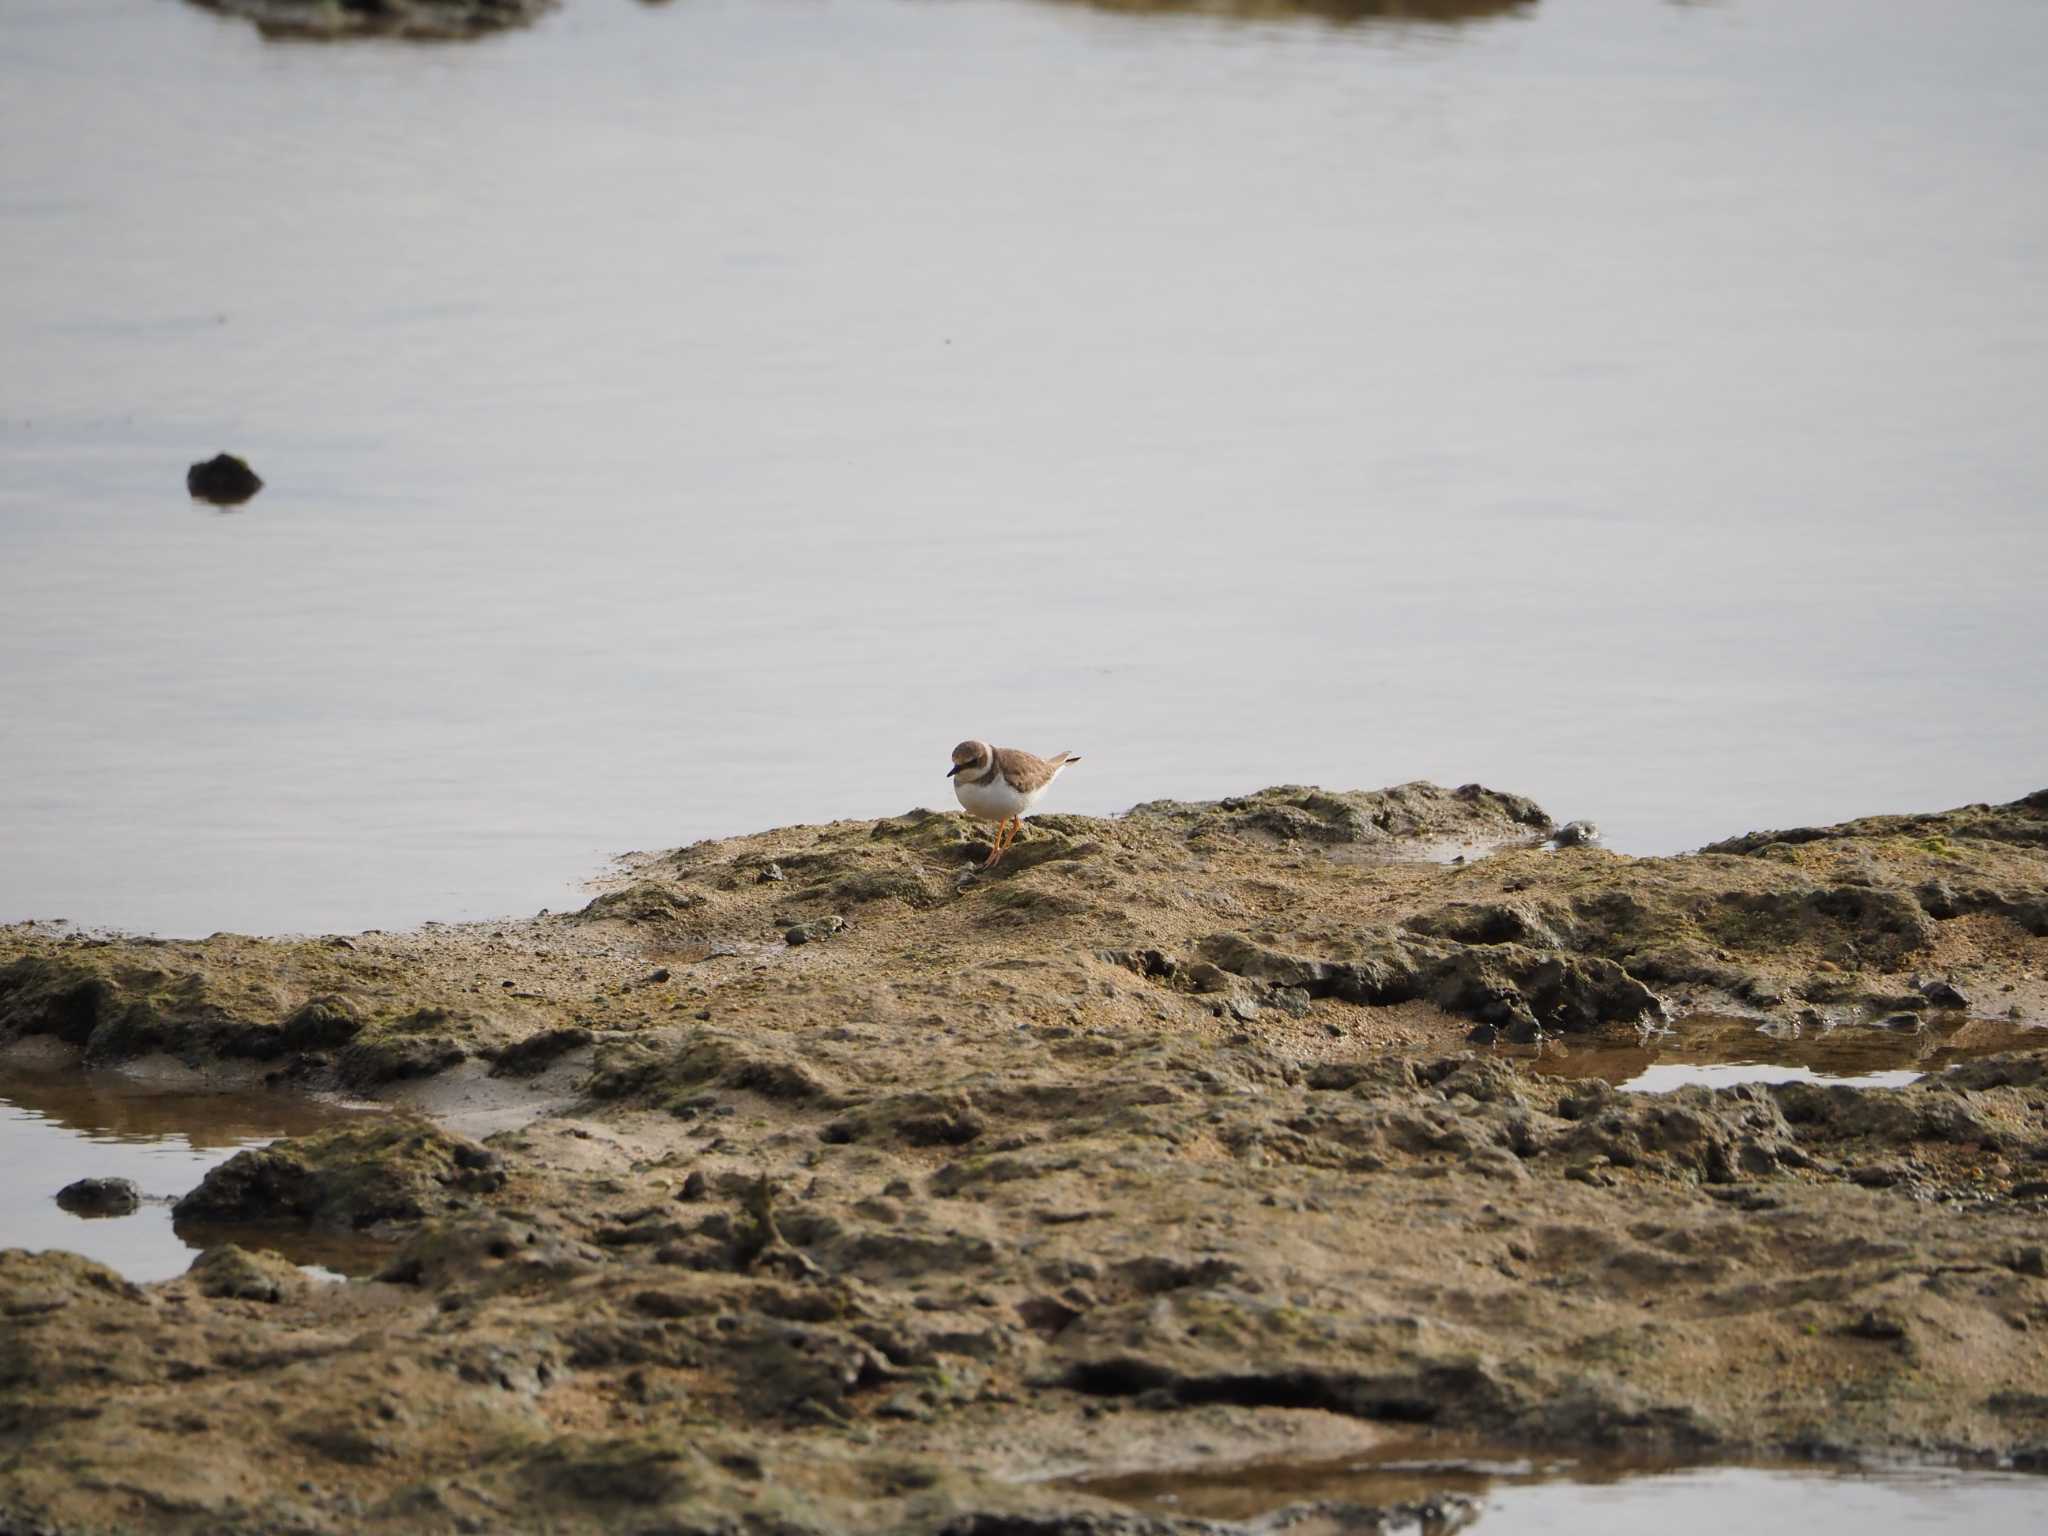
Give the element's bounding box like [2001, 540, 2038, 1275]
[3, 0, 2045, 936]
[1523, 1011, 2047, 1093]
[1075, 1441, 2048, 1531]
[0, 1063, 382, 1282]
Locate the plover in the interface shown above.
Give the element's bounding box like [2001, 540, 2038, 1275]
[947, 741, 1082, 866]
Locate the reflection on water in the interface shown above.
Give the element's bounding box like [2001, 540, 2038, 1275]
[1052, 0, 1534, 28]
[0, 1065, 384, 1283]
[1072, 1436, 2048, 1531]
[1610, 1062, 1923, 1093]
[1522, 1013, 2047, 1093]
[1, 1066, 367, 1147]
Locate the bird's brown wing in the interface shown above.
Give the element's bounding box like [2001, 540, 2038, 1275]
[994, 747, 1060, 795]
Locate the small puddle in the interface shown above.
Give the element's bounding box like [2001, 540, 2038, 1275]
[0, 1062, 386, 1284]
[1522, 1012, 2047, 1094]
[1070, 1439, 2047, 1532]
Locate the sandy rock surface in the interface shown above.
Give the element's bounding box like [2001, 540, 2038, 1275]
[3, 782, 2047, 1533]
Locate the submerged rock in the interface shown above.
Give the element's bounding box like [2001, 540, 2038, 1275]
[186, 0, 557, 40]
[54, 1177, 141, 1217]
[184, 452, 262, 506]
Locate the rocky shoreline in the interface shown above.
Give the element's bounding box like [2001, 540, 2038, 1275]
[4, 782, 2047, 1533]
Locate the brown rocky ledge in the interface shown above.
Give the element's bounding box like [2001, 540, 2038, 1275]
[3, 782, 2047, 1534]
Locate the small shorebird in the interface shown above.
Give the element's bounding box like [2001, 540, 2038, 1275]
[947, 740, 1082, 866]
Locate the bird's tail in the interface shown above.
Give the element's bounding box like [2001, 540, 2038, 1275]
[1053, 752, 1082, 769]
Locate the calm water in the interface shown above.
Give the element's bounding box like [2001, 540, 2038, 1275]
[1523, 1011, 2048, 1092]
[1077, 1443, 2048, 1532]
[3, 0, 2044, 936]
[0, 1064, 379, 1282]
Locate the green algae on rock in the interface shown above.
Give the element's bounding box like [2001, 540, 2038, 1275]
[172, 1116, 506, 1229]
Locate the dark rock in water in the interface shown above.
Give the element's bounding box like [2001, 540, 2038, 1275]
[185, 452, 263, 506]
[186, 0, 557, 40]
[1553, 820, 1601, 848]
[55, 1177, 141, 1217]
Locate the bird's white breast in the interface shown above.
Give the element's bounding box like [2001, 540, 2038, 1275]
[954, 774, 1034, 821]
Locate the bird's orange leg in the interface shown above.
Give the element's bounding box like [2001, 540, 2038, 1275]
[982, 818, 1009, 867]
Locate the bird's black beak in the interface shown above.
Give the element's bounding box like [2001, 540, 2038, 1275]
[945, 764, 962, 778]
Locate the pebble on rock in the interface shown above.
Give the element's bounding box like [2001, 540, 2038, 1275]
[784, 916, 846, 946]
[185, 452, 263, 506]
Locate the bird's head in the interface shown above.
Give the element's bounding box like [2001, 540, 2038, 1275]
[946, 740, 991, 779]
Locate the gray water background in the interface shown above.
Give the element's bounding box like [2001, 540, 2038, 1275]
[3, 0, 2045, 937]
[1075, 1438, 2048, 1531]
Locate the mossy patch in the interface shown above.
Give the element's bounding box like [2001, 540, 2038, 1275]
[173, 1117, 506, 1230]
[575, 882, 704, 924]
